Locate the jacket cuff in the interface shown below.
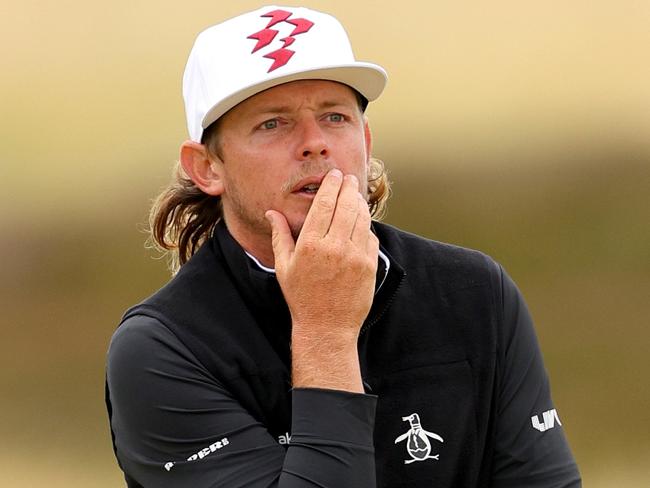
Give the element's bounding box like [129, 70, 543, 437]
[291, 388, 378, 446]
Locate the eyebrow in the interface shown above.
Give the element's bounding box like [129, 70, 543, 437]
[255, 99, 356, 115]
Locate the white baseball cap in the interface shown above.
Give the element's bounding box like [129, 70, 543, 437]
[182, 5, 388, 142]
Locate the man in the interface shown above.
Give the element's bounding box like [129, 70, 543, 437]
[106, 6, 581, 487]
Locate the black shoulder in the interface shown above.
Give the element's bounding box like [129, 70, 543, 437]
[107, 314, 210, 382]
[373, 221, 502, 291]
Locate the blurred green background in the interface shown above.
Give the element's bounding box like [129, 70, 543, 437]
[1, 0, 648, 486]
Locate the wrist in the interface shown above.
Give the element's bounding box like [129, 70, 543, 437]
[291, 329, 363, 392]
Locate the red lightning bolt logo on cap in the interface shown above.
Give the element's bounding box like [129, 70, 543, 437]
[247, 9, 315, 72]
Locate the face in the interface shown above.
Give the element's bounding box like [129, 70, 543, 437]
[212, 79, 372, 250]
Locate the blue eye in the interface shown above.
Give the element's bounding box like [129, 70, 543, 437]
[329, 113, 344, 122]
[261, 119, 278, 130]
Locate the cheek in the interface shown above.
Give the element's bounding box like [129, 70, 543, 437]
[247, 171, 279, 198]
[339, 139, 369, 174]
[232, 172, 282, 208]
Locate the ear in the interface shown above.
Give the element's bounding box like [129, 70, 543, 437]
[179, 140, 224, 196]
[363, 116, 373, 167]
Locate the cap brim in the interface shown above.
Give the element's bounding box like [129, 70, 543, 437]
[201, 62, 387, 133]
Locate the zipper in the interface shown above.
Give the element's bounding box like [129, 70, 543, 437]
[360, 268, 405, 337]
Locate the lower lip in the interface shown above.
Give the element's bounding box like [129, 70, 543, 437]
[292, 190, 318, 199]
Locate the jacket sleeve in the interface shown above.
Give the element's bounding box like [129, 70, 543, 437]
[106, 316, 377, 488]
[491, 264, 581, 487]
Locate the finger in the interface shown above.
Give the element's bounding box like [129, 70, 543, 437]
[366, 231, 379, 274]
[351, 192, 372, 247]
[300, 168, 343, 239]
[328, 174, 363, 241]
[366, 230, 380, 265]
[265, 210, 295, 268]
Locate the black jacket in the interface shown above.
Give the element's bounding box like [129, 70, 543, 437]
[106, 221, 580, 487]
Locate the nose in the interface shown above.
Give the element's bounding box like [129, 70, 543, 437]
[297, 117, 329, 160]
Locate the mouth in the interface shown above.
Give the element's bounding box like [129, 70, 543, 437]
[299, 183, 320, 194]
[291, 175, 326, 195]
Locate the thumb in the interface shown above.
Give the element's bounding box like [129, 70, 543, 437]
[265, 210, 295, 266]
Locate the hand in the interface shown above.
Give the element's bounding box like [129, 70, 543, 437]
[265, 169, 379, 392]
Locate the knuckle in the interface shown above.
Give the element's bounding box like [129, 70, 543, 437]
[318, 239, 349, 267]
[327, 243, 345, 261]
[339, 199, 358, 213]
[357, 205, 370, 221]
[316, 196, 336, 212]
[345, 250, 367, 268]
[299, 239, 319, 255]
[350, 259, 365, 274]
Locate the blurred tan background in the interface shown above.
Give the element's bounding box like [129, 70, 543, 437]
[1, 0, 648, 486]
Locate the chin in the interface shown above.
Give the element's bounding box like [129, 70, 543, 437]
[288, 220, 306, 240]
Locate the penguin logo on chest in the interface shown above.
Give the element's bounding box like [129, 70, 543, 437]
[394, 413, 444, 464]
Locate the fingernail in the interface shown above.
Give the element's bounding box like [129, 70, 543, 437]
[264, 211, 273, 225]
[330, 168, 342, 178]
